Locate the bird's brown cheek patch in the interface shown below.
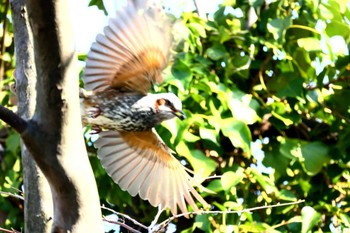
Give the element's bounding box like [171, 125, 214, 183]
[155, 98, 166, 113]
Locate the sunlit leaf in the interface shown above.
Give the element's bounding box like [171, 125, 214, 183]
[297, 38, 321, 52]
[228, 90, 260, 125]
[301, 206, 321, 233]
[267, 17, 292, 42]
[220, 118, 251, 155]
[175, 141, 216, 177]
[221, 169, 244, 191]
[187, 22, 207, 38]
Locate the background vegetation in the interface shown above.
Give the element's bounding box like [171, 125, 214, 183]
[1, 0, 349, 232]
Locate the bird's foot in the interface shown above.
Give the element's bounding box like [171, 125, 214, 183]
[90, 126, 102, 134]
[87, 106, 101, 118]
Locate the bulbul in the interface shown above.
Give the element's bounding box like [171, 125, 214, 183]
[81, 1, 209, 216]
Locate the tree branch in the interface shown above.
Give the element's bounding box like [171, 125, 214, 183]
[0, 227, 20, 233]
[15, 0, 104, 231]
[11, 0, 54, 231]
[0, 105, 27, 133]
[102, 200, 306, 232]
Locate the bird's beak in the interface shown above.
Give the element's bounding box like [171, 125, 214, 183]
[173, 110, 186, 120]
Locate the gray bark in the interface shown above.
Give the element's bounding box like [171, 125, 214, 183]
[10, 0, 104, 231]
[11, 1, 53, 232]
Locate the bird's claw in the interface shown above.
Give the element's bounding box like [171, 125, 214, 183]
[87, 106, 101, 118]
[90, 126, 102, 134]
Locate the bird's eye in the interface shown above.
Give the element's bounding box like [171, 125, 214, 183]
[156, 98, 166, 106]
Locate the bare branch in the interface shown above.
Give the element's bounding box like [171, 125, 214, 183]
[101, 206, 148, 230]
[156, 199, 306, 230]
[0, 191, 24, 201]
[193, 0, 206, 19]
[102, 217, 142, 233]
[0, 227, 20, 233]
[102, 200, 305, 232]
[0, 105, 27, 133]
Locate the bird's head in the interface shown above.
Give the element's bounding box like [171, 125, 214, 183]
[135, 93, 185, 122]
[154, 93, 186, 121]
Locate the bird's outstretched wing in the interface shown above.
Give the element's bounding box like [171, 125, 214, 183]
[83, 2, 171, 94]
[95, 130, 209, 216]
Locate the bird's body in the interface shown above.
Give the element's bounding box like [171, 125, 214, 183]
[82, 90, 183, 131]
[81, 0, 210, 217]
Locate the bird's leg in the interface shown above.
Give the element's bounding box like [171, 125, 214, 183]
[90, 125, 102, 134]
[87, 106, 101, 118]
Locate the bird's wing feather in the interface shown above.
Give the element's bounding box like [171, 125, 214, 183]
[95, 130, 209, 217]
[83, 2, 171, 94]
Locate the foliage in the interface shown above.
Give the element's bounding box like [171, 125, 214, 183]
[1, 0, 350, 232]
[0, 0, 23, 229]
[155, 0, 350, 232]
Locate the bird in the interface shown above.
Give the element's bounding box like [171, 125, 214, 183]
[80, 1, 210, 217]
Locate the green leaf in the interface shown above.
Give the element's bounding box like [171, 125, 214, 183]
[267, 73, 304, 98]
[227, 90, 260, 125]
[221, 169, 244, 191]
[278, 189, 297, 201]
[278, 137, 302, 160]
[194, 214, 212, 232]
[5, 133, 20, 154]
[207, 179, 223, 193]
[206, 44, 226, 60]
[199, 128, 219, 144]
[267, 17, 292, 42]
[88, 0, 107, 15]
[301, 206, 321, 233]
[171, 59, 192, 80]
[297, 37, 321, 52]
[263, 144, 290, 179]
[301, 141, 330, 175]
[250, 168, 277, 194]
[220, 118, 252, 155]
[175, 141, 216, 177]
[187, 22, 206, 38]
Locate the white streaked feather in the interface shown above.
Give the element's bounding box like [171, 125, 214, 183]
[99, 147, 129, 167]
[95, 130, 210, 216]
[83, 2, 171, 93]
[127, 150, 154, 196]
[146, 159, 162, 207]
[160, 160, 170, 210]
[117, 152, 144, 190]
[138, 154, 159, 200]
[166, 168, 177, 215]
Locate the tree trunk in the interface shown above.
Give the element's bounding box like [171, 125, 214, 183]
[10, 0, 103, 231]
[12, 1, 54, 232]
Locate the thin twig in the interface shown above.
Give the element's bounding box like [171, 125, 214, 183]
[0, 227, 20, 233]
[102, 200, 305, 232]
[0, 191, 24, 200]
[103, 217, 142, 233]
[156, 199, 305, 230]
[0, 105, 27, 133]
[263, 218, 302, 232]
[101, 206, 148, 230]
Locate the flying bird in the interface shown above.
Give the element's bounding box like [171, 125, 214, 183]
[81, 1, 210, 216]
